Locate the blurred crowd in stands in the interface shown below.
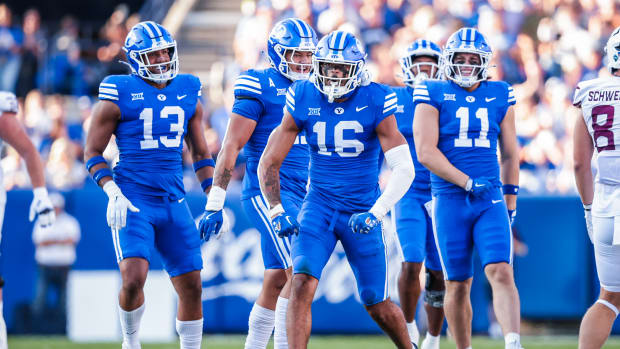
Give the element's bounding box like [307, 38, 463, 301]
[2, 0, 620, 194]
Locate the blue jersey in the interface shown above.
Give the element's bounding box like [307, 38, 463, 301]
[232, 68, 309, 201]
[98, 74, 201, 199]
[413, 80, 515, 194]
[392, 85, 431, 195]
[287, 80, 397, 212]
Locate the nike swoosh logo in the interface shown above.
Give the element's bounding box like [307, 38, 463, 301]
[485, 97, 496, 102]
[474, 183, 485, 187]
[177, 94, 187, 100]
[356, 106, 368, 112]
[492, 199, 502, 204]
[178, 198, 185, 203]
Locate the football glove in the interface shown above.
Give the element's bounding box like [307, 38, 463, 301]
[584, 204, 593, 242]
[508, 209, 516, 226]
[103, 181, 140, 230]
[269, 204, 299, 238]
[348, 212, 380, 234]
[199, 209, 230, 242]
[465, 177, 493, 198]
[29, 187, 55, 227]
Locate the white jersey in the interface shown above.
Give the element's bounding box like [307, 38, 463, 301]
[573, 76, 620, 216]
[0, 91, 17, 189]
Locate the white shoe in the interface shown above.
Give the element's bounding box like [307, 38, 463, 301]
[421, 337, 439, 349]
[122, 342, 141, 349]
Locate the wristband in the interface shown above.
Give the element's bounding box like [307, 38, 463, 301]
[465, 178, 473, 191]
[86, 156, 106, 172]
[193, 158, 215, 172]
[583, 204, 592, 211]
[502, 184, 519, 195]
[205, 186, 226, 211]
[201, 178, 213, 192]
[92, 168, 113, 185]
[269, 203, 284, 219]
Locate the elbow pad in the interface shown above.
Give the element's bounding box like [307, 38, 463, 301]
[370, 144, 415, 219]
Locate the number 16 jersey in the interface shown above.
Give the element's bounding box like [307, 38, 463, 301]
[413, 80, 515, 195]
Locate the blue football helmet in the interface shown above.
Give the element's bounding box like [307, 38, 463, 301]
[312, 30, 367, 102]
[443, 27, 492, 88]
[123, 21, 178, 84]
[267, 18, 318, 81]
[399, 39, 442, 87]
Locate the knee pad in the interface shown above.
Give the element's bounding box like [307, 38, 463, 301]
[424, 270, 444, 308]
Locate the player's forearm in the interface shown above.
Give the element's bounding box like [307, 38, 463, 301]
[418, 146, 469, 189]
[500, 154, 519, 209]
[212, 142, 242, 190]
[22, 146, 46, 188]
[574, 164, 594, 205]
[370, 144, 414, 219]
[258, 158, 282, 209]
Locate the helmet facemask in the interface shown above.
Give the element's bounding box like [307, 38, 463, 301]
[274, 43, 315, 81]
[126, 41, 178, 84]
[443, 49, 490, 88]
[313, 58, 364, 103]
[400, 54, 440, 87]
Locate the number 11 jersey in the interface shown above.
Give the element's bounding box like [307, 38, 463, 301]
[413, 80, 515, 195]
[98, 74, 202, 199]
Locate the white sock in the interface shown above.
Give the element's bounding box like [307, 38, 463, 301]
[407, 320, 420, 346]
[274, 297, 289, 349]
[119, 303, 145, 348]
[176, 318, 203, 349]
[0, 302, 7, 349]
[244, 303, 275, 349]
[505, 332, 521, 349]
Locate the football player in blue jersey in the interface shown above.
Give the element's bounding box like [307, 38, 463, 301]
[199, 18, 317, 349]
[0, 91, 55, 349]
[392, 39, 445, 349]
[259, 30, 415, 349]
[413, 28, 521, 349]
[84, 21, 212, 349]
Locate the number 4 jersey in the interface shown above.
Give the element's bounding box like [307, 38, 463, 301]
[413, 80, 515, 195]
[573, 76, 620, 217]
[98, 74, 202, 199]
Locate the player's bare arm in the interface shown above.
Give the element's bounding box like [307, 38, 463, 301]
[414, 103, 469, 188]
[0, 111, 46, 188]
[84, 100, 120, 187]
[376, 114, 407, 151]
[212, 113, 257, 190]
[573, 110, 595, 206]
[258, 109, 299, 209]
[498, 105, 519, 210]
[185, 100, 214, 193]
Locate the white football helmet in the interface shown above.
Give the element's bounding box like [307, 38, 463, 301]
[605, 26, 620, 73]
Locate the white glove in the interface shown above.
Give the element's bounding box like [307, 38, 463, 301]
[103, 181, 140, 230]
[29, 187, 55, 227]
[584, 204, 593, 243]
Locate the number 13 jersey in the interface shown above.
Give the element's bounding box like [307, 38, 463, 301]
[98, 74, 202, 199]
[413, 80, 515, 195]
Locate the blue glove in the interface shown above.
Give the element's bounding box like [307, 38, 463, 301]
[465, 177, 494, 198]
[508, 209, 516, 226]
[199, 209, 223, 242]
[348, 212, 380, 234]
[271, 213, 300, 238]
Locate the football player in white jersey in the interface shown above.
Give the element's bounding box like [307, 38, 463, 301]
[0, 91, 55, 349]
[573, 27, 620, 349]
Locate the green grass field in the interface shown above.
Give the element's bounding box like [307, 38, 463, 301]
[8, 335, 620, 348]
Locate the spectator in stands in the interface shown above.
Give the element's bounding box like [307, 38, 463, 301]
[31, 192, 80, 333]
[0, 3, 23, 92]
[16, 8, 46, 98]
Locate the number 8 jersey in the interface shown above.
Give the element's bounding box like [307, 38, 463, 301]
[413, 80, 515, 194]
[98, 74, 202, 199]
[573, 76, 620, 216]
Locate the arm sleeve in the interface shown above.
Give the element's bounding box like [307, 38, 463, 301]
[369, 144, 415, 219]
